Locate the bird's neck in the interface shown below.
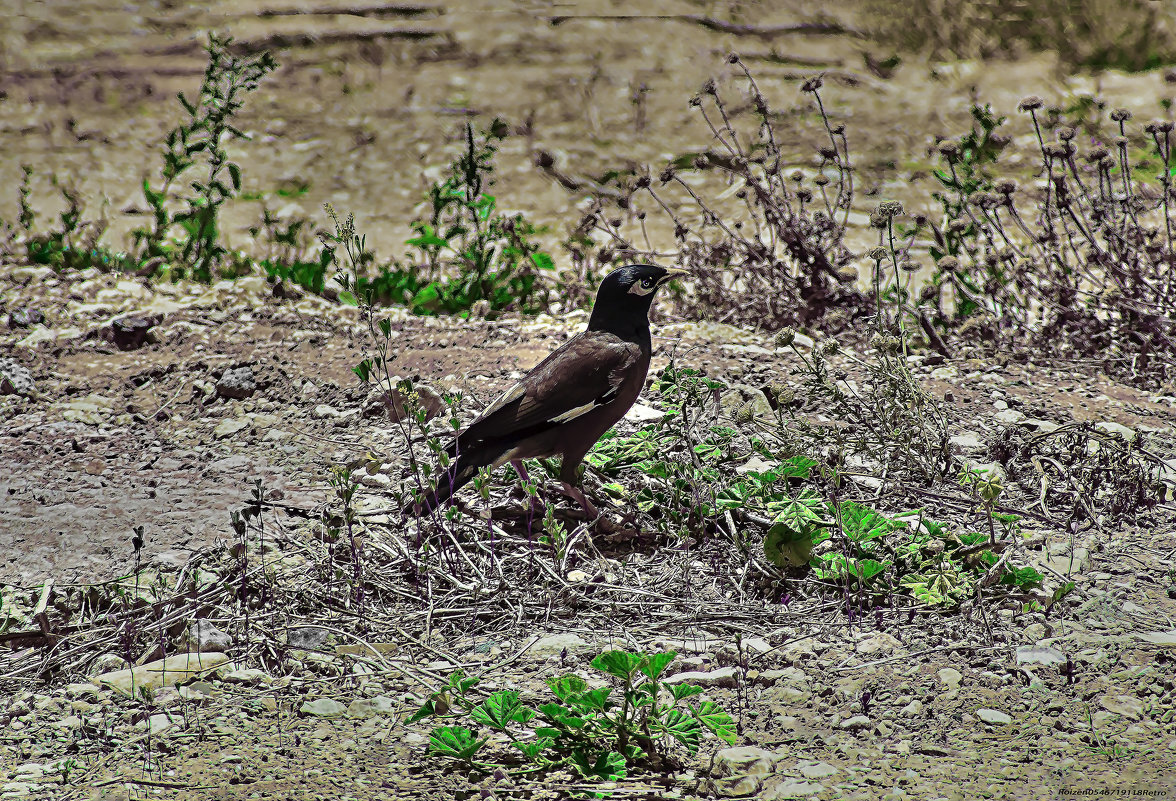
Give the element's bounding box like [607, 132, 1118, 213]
[588, 310, 652, 347]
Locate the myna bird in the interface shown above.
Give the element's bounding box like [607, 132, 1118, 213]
[406, 263, 686, 518]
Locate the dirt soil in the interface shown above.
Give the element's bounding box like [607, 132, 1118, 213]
[3, 2, 1176, 800]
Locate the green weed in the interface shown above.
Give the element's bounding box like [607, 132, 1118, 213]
[408, 650, 735, 780]
[133, 33, 277, 281]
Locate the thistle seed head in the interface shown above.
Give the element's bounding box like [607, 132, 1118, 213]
[1018, 95, 1043, 111]
[1110, 108, 1132, 122]
[937, 255, 961, 273]
[801, 76, 823, 93]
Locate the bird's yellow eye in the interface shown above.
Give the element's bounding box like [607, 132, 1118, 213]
[642, 277, 654, 288]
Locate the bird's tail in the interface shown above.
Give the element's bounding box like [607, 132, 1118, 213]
[403, 446, 496, 516]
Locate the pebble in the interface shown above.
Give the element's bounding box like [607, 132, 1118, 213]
[300, 698, 348, 718]
[976, 708, 1012, 725]
[527, 633, 590, 656]
[663, 667, 739, 688]
[216, 366, 257, 399]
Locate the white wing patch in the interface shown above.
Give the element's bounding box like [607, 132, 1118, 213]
[548, 401, 599, 424]
[480, 382, 525, 418]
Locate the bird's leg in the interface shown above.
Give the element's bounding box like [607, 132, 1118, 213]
[511, 460, 530, 482]
[512, 459, 545, 516]
[559, 481, 599, 520]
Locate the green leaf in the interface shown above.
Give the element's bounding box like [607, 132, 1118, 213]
[471, 690, 535, 731]
[639, 651, 677, 681]
[764, 495, 825, 567]
[428, 726, 486, 761]
[405, 232, 449, 249]
[668, 683, 704, 702]
[569, 749, 627, 781]
[846, 558, 886, 582]
[591, 650, 643, 682]
[530, 251, 555, 270]
[661, 708, 702, 753]
[405, 697, 438, 725]
[338, 291, 358, 307]
[377, 318, 392, 338]
[538, 702, 587, 730]
[352, 358, 372, 382]
[228, 163, 241, 192]
[547, 674, 588, 703]
[692, 701, 736, 744]
[840, 502, 896, 543]
[513, 737, 555, 759]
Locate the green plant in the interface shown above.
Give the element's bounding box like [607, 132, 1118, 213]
[359, 121, 554, 315]
[17, 170, 125, 272]
[133, 34, 276, 281]
[250, 202, 330, 293]
[409, 650, 736, 780]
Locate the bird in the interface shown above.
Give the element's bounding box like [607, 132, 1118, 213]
[405, 263, 687, 518]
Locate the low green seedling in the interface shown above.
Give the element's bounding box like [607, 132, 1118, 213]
[408, 650, 736, 780]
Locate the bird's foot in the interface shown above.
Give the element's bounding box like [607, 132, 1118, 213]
[559, 481, 599, 520]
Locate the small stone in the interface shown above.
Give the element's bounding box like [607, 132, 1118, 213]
[1015, 645, 1066, 666]
[214, 418, 249, 439]
[664, 667, 739, 688]
[187, 620, 232, 652]
[7, 308, 45, 328]
[856, 632, 902, 655]
[994, 409, 1025, 425]
[937, 668, 962, 688]
[346, 696, 396, 719]
[624, 403, 664, 423]
[97, 652, 229, 696]
[976, 708, 1012, 725]
[763, 779, 823, 799]
[300, 698, 348, 717]
[0, 358, 35, 397]
[1098, 695, 1144, 720]
[528, 633, 590, 656]
[799, 761, 839, 779]
[900, 699, 924, 718]
[711, 746, 779, 778]
[1137, 630, 1176, 648]
[949, 432, 985, 452]
[839, 714, 872, 731]
[710, 775, 761, 797]
[1094, 421, 1136, 442]
[216, 367, 257, 400]
[111, 316, 155, 350]
[566, 570, 589, 583]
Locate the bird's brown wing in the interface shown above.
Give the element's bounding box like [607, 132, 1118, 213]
[459, 330, 643, 449]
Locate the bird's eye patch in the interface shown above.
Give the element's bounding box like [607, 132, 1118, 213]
[642, 278, 654, 288]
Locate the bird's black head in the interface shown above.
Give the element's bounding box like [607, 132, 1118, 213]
[587, 263, 686, 337]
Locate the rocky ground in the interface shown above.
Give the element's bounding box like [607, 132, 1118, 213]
[4, 1, 1176, 798]
[2, 267, 1176, 799]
